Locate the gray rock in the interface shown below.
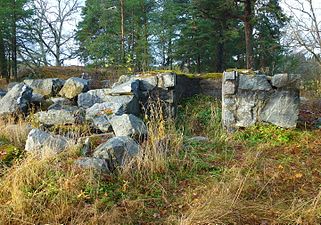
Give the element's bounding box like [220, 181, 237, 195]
[0, 83, 33, 116]
[110, 114, 147, 139]
[223, 81, 236, 95]
[222, 108, 236, 131]
[187, 136, 209, 143]
[138, 76, 158, 91]
[114, 75, 132, 86]
[92, 115, 113, 132]
[158, 73, 176, 88]
[47, 103, 78, 111]
[238, 75, 272, 91]
[224, 71, 237, 81]
[235, 94, 257, 127]
[86, 95, 139, 119]
[114, 75, 158, 92]
[75, 157, 110, 173]
[93, 136, 139, 170]
[47, 97, 73, 106]
[85, 95, 140, 132]
[31, 93, 45, 104]
[85, 102, 124, 132]
[0, 90, 6, 100]
[59, 77, 89, 99]
[7, 82, 19, 91]
[35, 106, 84, 126]
[272, 74, 301, 88]
[25, 129, 69, 154]
[77, 88, 111, 108]
[79, 137, 91, 156]
[24, 78, 65, 97]
[222, 71, 301, 131]
[49, 97, 72, 104]
[300, 96, 308, 103]
[223, 97, 236, 106]
[260, 89, 299, 128]
[110, 79, 139, 95]
[106, 95, 140, 115]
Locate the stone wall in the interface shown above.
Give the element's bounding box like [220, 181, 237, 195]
[122, 73, 201, 117]
[200, 78, 222, 99]
[222, 71, 300, 132]
[139, 73, 221, 117]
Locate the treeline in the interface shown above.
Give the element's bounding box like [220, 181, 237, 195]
[76, 0, 288, 73]
[0, 0, 291, 80]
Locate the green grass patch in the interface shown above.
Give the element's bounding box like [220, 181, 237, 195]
[177, 95, 223, 139]
[0, 138, 23, 166]
[234, 124, 298, 147]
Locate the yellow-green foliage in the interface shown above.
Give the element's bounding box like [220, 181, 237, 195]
[50, 123, 92, 138]
[226, 68, 256, 75]
[140, 69, 223, 80]
[198, 73, 223, 79]
[0, 140, 22, 166]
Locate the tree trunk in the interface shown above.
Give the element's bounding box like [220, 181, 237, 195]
[197, 53, 201, 73]
[244, 0, 254, 69]
[12, 0, 17, 80]
[120, 0, 125, 63]
[216, 42, 224, 72]
[141, 0, 148, 71]
[216, 23, 225, 72]
[167, 38, 173, 70]
[0, 33, 8, 83]
[55, 53, 61, 66]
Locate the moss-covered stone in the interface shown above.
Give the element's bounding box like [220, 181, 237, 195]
[225, 68, 256, 75]
[140, 70, 223, 80]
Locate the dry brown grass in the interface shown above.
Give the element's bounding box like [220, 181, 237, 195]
[0, 95, 320, 224]
[0, 148, 137, 225]
[0, 116, 30, 149]
[172, 133, 321, 225]
[122, 99, 183, 181]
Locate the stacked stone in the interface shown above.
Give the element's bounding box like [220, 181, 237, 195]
[222, 71, 300, 132]
[0, 73, 187, 173]
[0, 71, 232, 172]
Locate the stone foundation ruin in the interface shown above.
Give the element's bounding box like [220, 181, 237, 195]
[222, 71, 300, 132]
[0, 70, 301, 172]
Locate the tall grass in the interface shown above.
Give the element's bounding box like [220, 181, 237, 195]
[0, 148, 132, 225]
[122, 99, 183, 181]
[0, 95, 320, 224]
[0, 116, 30, 149]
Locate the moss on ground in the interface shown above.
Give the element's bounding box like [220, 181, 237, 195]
[0, 138, 23, 166]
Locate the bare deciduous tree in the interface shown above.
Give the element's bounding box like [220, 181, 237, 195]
[285, 0, 321, 66]
[20, 0, 80, 66]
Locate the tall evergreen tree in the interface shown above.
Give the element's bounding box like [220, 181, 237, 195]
[77, 0, 287, 73]
[0, 0, 30, 81]
[253, 0, 288, 73]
